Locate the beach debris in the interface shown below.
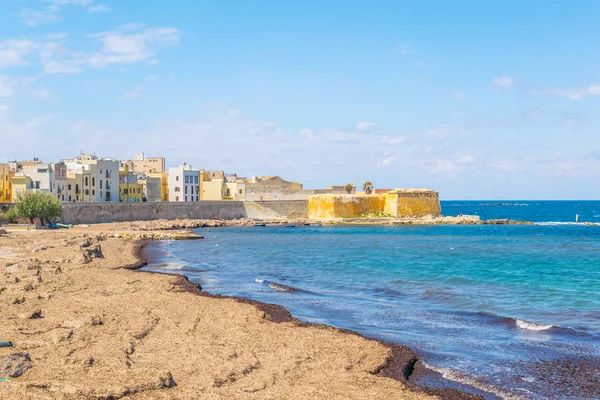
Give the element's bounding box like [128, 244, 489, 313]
[28, 309, 43, 319]
[81, 244, 103, 264]
[31, 244, 54, 254]
[0, 342, 13, 348]
[12, 297, 25, 305]
[2, 352, 32, 378]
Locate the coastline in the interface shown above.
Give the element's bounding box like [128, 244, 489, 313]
[0, 225, 482, 399]
[137, 241, 487, 400]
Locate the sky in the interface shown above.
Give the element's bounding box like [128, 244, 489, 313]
[0, 0, 599, 199]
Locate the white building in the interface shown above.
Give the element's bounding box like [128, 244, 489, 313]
[14, 160, 56, 195]
[168, 163, 201, 202]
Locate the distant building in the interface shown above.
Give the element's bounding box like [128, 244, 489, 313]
[119, 164, 143, 203]
[62, 154, 120, 202]
[201, 170, 226, 200]
[168, 163, 200, 202]
[147, 171, 169, 201]
[0, 163, 12, 202]
[124, 152, 166, 174]
[244, 176, 303, 201]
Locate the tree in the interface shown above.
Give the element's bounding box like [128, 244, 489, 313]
[13, 192, 62, 226]
[344, 183, 354, 194]
[363, 181, 373, 194]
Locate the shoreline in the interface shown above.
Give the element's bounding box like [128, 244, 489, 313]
[138, 240, 493, 400]
[0, 227, 481, 399]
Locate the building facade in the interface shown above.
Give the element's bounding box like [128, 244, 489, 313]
[0, 163, 12, 202]
[168, 163, 200, 202]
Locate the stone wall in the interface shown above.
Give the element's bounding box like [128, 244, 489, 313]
[308, 190, 441, 219]
[57, 200, 309, 224]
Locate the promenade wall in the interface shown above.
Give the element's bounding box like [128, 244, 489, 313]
[57, 201, 308, 224]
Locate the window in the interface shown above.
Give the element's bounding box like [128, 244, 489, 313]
[185, 176, 189, 184]
[85, 177, 88, 186]
[185, 196, 187, 202]
[176, 176, 179, 182]
[175, 187, 180, 192]
[92, 190, 95, 196]
[69, 196, 72, 202]
[196, 196, 199, 201]
[195, 186, 199, 194]
[85, 189, 89, 195]
[68, 184, 72, 190]
[37, 168, 47, 173]
[124, 189, 128, 195]
[100, 191, 102, 198]
[99, 180, 103, 189]
[239, 189, 243, 194]
[194, 176, 199, 184]
[92, 177, 95, 186]
[175, 196, 179, 201]
[184, 186, 187, 194]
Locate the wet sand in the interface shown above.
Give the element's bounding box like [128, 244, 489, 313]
[0, 224, 481, 399]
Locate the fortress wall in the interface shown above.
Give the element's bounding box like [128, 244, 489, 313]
[308, 190, 441, 219]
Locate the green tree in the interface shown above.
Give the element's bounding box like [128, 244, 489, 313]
[3, 207, 18, 223]
[363, 181, 373, 194]
[14, 192, 62, 226]
[344, 183, 354, 194]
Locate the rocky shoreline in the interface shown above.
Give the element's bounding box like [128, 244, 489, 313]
[120, 215, 534, 232]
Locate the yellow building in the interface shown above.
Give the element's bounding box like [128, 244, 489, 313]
[119, 165, 143, 203]
[11, 173, 33, 202]
[0, 163, 12, 202]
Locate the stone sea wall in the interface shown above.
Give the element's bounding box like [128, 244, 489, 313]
[58, 201, 308, 224]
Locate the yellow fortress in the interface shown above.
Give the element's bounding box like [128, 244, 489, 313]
[308, 189, 441, 219]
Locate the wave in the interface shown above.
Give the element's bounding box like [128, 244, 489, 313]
[255, 278, 309, 294]
[515, 319, 554, 331]
[422, 362, 528, 400]
[535, 221, 599, 226]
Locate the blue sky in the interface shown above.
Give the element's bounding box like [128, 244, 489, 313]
[0, 0, 599, 199]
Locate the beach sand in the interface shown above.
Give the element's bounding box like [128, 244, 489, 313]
[0, 225, 478, 399]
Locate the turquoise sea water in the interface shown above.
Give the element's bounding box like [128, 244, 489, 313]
[144, 201, 600, 399]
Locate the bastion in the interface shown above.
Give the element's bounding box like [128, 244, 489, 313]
[308, 189, 442, 219]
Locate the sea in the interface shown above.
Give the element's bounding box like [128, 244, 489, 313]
[143, 201, 600, 400]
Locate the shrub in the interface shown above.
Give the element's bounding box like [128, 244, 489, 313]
[13, 192, 62, 225]
[4, 207, 18, 222]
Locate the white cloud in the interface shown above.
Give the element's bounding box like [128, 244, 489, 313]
[492, 76, 516, 88]
[529, 84, 600, 100]
[449, 92, 468, 99]
[88, 4, 111, 12]
[356, 121, 376, 131]
[0, 39, 37, 68]
[0, 77, 15, 98]
[119, 85, 144, 100]
[379, 157, 394, 166]
[397, 42, 415, 55]
[49, 0, 94, 5]
[0, 25, 180, 74]
[147, 74, 158, 80]
[20, 0, 107, 27]
[33, 88, 52, 99]
[86, 26, 180, 69]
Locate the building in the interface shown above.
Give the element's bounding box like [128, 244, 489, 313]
[200, 170, 225, 200]
[224, 181, 246, 200]
[11, 172, 32, 201]
[147, 171, 169, 201]
[0, 163, 12, 202]
[138, 176, 162, 202]
[244, 176, 304, 201]
[119, 164, 143, 203]
[54, 162, 68, 202]
[62, 154, 120, 202]
[19, 161, 55, 195]
[125, 152, 166, 174]
[168, 163, 200, 202]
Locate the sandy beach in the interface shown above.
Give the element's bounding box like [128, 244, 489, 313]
[0, 224, 481, 399]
